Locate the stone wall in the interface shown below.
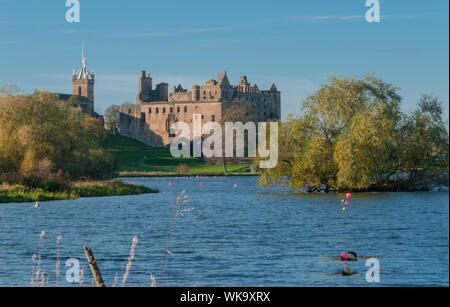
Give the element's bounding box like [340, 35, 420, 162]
[119, 70, 281, 147]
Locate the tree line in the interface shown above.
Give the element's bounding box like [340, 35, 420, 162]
[258, 74, 449, 192]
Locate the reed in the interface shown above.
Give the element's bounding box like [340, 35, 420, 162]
[55, 235, 62, 286]
[112, 272, 118, 287]
[121, 236, 138, 287]
[80, 266, 84, 287]
[35, 231, 45, 287]
[158, 191, 192, 286]
[26, 192, 193, 287]
[31, 253, 36, 287]
[150, 273, 156, 287]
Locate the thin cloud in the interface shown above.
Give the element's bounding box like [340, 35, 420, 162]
[178, 45, 246, 52]
[180, 26, 229, 33]
[287, 15, 363, 23]
[56, 29, 93, 34]
[127, 26, 229, 38]
[286, 14, 417, 23]
[0, 20, 23, 26]
[127, 32, 171, 38]
[375, 48, 422, 54]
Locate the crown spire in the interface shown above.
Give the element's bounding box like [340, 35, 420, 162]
[74, 41, 93, 80]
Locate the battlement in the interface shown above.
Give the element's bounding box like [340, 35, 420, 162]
[123, 70, 281, 146]
[137, 70, 280, 105]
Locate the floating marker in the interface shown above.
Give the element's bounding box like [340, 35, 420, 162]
[343, 207, 348, 211]
[344, 201, 349, 205]
[346, 193, 352, 199]
[169, 182, 173, 186]
[234, 184, 238, 188]
[200, 183, 204, 187]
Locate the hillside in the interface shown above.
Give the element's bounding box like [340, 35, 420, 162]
[104, 135, 254, 176]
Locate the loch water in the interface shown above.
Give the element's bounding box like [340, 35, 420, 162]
[0, 176, 448, 287]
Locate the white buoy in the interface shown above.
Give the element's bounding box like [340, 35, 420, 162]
[34, 201, 40, 208]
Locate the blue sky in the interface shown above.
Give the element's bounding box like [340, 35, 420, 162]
[0, 0, 448, 119]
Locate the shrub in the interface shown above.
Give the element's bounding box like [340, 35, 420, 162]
[177, 164, 189, 174]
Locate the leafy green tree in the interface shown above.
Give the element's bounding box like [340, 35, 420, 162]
[104, 105, 121, 133]
[334, 105, 399, 190]
[258, 74, 448, 192]
[398, 94, 449, 188]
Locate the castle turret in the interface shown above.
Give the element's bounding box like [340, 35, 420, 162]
[191, 85, 199, 101]
[155, 82, 169, 101]
[138, 70, 153, 103]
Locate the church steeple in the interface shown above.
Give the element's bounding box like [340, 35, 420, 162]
[73, 41, 94, 81]
[72, 41, 95, 106]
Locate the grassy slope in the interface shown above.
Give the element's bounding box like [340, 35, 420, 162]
[104, 135, 253, 175]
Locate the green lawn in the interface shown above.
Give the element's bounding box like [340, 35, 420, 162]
[104, 135, 254, 176]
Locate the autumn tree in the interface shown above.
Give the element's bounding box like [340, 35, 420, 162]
[0, 84, 20, 97]
[398, 94, 449, 189]
[259, 74, 448, 191]
[0, 91, 116, 186]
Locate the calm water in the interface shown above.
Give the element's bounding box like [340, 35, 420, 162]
[0, 176, 448, 287]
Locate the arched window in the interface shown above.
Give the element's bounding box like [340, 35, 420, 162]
[78, 87, 82, 96]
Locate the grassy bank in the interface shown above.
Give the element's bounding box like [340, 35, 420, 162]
[118, 171, 258, 177]
[104, 135, 255, 177]
[0, 181, 158, 204]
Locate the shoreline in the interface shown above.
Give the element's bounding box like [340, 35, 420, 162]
[0, 181, 159, 204]
[118, 171, 259, 178]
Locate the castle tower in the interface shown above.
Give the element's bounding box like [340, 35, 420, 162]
[72, 42, 95, 107]
[138, 70, 153, 103]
